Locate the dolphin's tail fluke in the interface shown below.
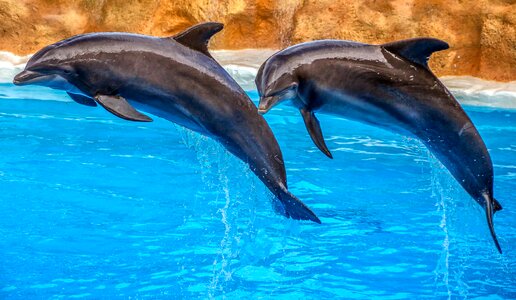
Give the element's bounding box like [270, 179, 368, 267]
[275, 188, 321, 224]
[485, 196, 502, 254]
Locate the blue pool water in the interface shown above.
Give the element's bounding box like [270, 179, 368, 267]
[0, 83, 514, 299]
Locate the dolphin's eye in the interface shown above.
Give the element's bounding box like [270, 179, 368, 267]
[61, 66, 75, 75]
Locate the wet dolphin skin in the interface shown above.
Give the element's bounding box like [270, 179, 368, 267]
[13, 23, 320, 224]
[256, 38, 503, 253]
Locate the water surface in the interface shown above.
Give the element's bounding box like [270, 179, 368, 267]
[0, 66, 515, 299]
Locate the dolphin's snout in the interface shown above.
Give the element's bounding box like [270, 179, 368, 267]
[258, 95, 280, 115]
[13, 70, 43, 85]
[258, 93, 284, 115]
[258, 97, 272, 114]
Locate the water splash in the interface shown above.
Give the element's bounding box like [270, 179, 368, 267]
[432, 160, 453, 299]
[207, 159, 260, 298]
[429, 152, 471, 299]
[175, 127, 264, 298]
[208, 154, 234, 297]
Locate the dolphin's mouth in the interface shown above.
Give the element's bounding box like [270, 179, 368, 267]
[258, 97, 271, 114]
[13, 70, 47, 85]
[258, 95, 279, 114]
[258, 89, 298, 115]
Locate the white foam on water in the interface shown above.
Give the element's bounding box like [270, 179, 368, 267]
[0, 51, 31, 83]
[1, 50, 515, 109]
[440, 76, 516, 109]
[0, 51, 31, 67]
[212, 49, 276, 91]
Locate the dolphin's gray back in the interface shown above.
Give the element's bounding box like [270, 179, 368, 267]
[265, 40, 386, 85]
[275, 39, 496, 203]
[43, 32, 284, 183]
[274, 40, 378, 61]
[42, 33, 243, 96]
[15, 27, 322, 224]
[48, 32, 260, 138]
[279, 41, 447, 125]
[256, 38, 502, 251]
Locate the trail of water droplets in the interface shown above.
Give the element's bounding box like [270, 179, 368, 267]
[177, 127, 263, 298]
[429, 151, 470, 299]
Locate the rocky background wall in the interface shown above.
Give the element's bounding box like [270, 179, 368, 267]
[0, 0, 514, 81]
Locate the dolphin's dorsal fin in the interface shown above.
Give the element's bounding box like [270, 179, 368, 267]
[382, 38, 449, 68]
[171, 22, 223, 58]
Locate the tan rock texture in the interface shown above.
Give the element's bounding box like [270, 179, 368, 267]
[0, 0, 514, 81]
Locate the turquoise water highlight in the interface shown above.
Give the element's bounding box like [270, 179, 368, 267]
[0, 83, 514, 299]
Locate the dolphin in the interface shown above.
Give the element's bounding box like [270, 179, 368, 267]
[12, 22, 320, 224]
[255, 38, 503, 253]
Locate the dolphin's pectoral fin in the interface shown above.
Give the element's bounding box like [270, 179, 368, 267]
[94, 94, 152, 122]
[486, 198, 502, 254]
[493, 198, 503, 212]
[300, 108, 333, 159]
[170, 22, 223, 59]
[275, 187, 321, 224]
[67, 92, 97, 107]
[382, 38, 449, 69]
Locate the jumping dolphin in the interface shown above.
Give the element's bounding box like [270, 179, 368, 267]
[12, 22, 320, 224]
[255, 38, 503, 252]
